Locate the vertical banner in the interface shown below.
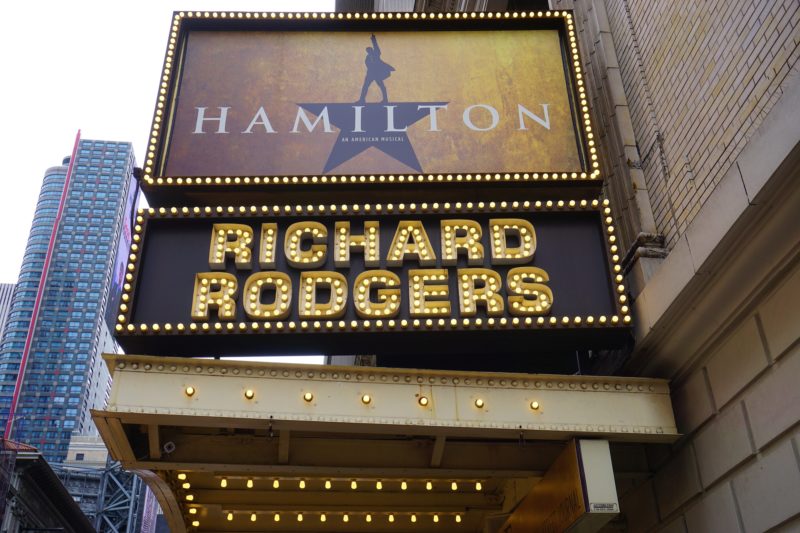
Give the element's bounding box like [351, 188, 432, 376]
[139, 486, 159, 533]
[104, 176, 140, 330]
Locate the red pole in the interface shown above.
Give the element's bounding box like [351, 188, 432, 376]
[3, 130, 81, 440]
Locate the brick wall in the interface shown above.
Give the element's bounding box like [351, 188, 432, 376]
[573, 0, 656, 253]
[615, 261, 800, 532]
[596, 0, 798, 250]
[572, 1, 800, 529]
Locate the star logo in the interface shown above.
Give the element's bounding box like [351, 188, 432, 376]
[296, 102, 448, 173]
[296, 34, 447, 174]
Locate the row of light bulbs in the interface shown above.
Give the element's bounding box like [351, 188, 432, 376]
[177, 472, 483, 492]
[182, 386, 540, 411]
[220, 478, 481, 491]
[128, 313, 631, 332]
[190, 511, 464, 527]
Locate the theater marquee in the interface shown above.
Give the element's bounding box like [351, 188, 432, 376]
[141, 11, 597, 203]
[114, 198, 629, 357]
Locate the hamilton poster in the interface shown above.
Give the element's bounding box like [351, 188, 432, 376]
[164, 29, 582, 176]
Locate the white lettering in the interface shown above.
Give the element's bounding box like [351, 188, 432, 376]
[418, 104, 448, 131]
[463, 104, 499, 132]
[352, 105, 365, 133]
[193, 107, 230, 134]
[291, 107, 334, 133]
[517, 104, 551, 130]
[242, 106, 276, 133]
[385, 105, 407, 132]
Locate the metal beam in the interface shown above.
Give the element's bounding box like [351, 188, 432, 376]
[431, 436, 446, 467]
[126, 461, 545, 480]
[147, 425, 161, 460]
[278, 430, 290, 465]
[105, 418, 136, 463]
[100, 354, 678, 442]
[90, 428, 564, 477]
[184, 489, 499, 509]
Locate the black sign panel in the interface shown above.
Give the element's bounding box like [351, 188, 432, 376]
[114, 199, 629, 357]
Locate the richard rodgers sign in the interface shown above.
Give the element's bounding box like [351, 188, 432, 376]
[114, 200, 630, 357]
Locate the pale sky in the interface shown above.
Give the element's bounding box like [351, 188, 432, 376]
[0, 1, 334, 364]
[0, 0, 334, 284]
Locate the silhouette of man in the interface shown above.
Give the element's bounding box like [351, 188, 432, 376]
[358, 34, 395, 104]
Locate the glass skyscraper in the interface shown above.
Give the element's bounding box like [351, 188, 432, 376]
[0, 284, 13, 337]
[0, 139, 137, 463]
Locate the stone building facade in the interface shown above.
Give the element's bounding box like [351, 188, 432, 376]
[570, 0, 800, 531]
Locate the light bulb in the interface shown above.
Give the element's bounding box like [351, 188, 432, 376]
[426, 481, 433, 490]
[325, 480, 332, 489]
[273, 479, 280, 489]
[451, 481, 458, 491]
[299, 480, 306, 489]
[343, 514, 349, 523]
[456, 514, 462, 523]
[246, 478, 253, 489]
[220, 478, 227, 488]
[227, 512, 233, 521]
[320, 514, 327, 522]
[475, 481, 482, 491]
[376, 481, 382, 490]
[351, 480, 358, 490]
[401, 481, 407, 490]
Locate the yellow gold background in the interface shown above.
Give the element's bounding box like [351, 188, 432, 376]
[166, 30, 582, 176]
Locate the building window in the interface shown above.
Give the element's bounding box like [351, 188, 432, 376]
[75, 453, 85, 461]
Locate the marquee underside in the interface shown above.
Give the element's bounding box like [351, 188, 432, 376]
[93, 354, 678, 532]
